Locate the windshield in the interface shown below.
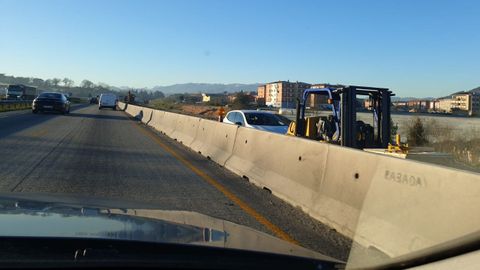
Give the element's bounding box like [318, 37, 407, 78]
[7, 85, 24, 96]
[0, 1, 479, 269]
[7, 85, 22, 92]
[244, 112, 290, 126]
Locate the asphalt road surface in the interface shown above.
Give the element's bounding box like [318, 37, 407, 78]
[0, 105, 352, 260]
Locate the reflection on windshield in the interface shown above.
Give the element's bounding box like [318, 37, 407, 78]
[0, 198, 333, 261]
[0, 202, 217, 244]
[244, 113, 290, 126]
[38, 93, 62, 99]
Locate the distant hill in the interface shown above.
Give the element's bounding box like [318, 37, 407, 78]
[466, 86, 480, 94]
[438, 86, 480, 99]
[151, 83, 259, 95]
[392, 86, 480, 101]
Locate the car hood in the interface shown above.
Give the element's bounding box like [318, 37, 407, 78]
[249, 125, 289, 134]
[0, 193, 340, 263]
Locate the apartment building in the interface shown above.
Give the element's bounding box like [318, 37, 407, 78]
[256, 85, 266, 106]
[451, 92, 480, 116]
[472, 93, 480, 116]
[264, 81, 311, 108]
[433, 98, 453, 113]
[451, 92, 471, 113]
[406, 100, 432, 112]
[428, 92, 479, 116]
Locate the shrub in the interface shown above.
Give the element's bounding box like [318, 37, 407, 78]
[407, 117, 428, 146]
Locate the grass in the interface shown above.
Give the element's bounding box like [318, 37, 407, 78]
[0, 102, 31, 112]
[148, 98, 182, 111]
[403, 117, 480, 170]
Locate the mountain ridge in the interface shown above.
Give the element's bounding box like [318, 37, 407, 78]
[150, 83, 260, 95]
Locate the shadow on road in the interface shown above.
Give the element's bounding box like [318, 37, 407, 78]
[119, 103, 128, 111]
[68, 112, 128, 121]
[0, 104, 90, 139]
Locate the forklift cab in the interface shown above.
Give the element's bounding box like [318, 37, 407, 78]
[287, 88, 341, 142]
[287, 85, 393, 149]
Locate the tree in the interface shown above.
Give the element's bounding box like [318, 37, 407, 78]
[32, 78, 45, 87]
[51, 78, 61, 87]
[152, 90, 165, 99]
[97, 82, 110, 89]
[230, 91, 250, 109]
[62, 78, 74, 87]
[80, 79, 95, 88]
[407, 117, 428, 146]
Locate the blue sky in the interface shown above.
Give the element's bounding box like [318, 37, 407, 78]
[0, 0, 478, 97]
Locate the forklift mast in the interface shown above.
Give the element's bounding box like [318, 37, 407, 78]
[340, 86, 393, 149]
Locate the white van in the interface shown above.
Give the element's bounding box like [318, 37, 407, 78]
[98, 93, 117, 110]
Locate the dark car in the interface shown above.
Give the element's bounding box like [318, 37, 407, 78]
[32, 92, 70, 114]
[89, 97, 98, 104]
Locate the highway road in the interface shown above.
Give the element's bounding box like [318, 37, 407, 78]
[0, 105, 351, 260]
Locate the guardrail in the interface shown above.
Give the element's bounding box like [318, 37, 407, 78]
[119, 102, 480, 261]
[0, 100, 32, 112]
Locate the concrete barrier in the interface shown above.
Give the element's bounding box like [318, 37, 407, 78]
[314, 145, 380, 239]
[225, 125, 480, 261]
[170, 115, 202, 147]
[347, 155, 480, 267]
[149, 109, 166, 132]
[124, 103, 142, 118]
[118, 102, 128, 111]
[159, 112, 179, 137]
[119, 103, 237, 166]
[120, 102, 154, 124]
[119, 103, 480, 262]
[140, 108, 154, 124]
[224, 127, 369, 238]
[225, 127, 330, 212]
[190, 120, 238, 166]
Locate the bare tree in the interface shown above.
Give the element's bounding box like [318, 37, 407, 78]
[97, 82, 110, 89]
[62, 78, 74, 88]
[51, 78, 61, 87]
[80, 79, 95, 88]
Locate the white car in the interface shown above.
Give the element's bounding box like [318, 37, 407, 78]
[223, 110, 291, 134]
[98, 93, 118, 110]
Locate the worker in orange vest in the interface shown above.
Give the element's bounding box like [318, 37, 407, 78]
[217, 107, 226, 122]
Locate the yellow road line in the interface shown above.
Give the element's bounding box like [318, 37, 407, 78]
[134, 122, 299, 245]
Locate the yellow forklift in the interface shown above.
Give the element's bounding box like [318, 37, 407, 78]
[287, 85, 394, 149]
[286, 86, 463, 167]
